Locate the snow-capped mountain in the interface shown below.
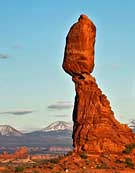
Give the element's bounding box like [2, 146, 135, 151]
[0, 125, 23, 136]
[128, 120, 135, 132]
[42, 121, 72, 132]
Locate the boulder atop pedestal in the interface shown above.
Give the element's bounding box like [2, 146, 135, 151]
[63, 14, 96, 76]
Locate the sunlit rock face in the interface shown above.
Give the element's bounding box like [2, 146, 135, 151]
[63, 14, 135, 153]
[72, 74, 135, 153]
[63, 14, 96, 76]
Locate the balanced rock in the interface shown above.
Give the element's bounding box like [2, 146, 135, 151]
[63, 14, 135, 153]
[63, 14, 96, 76]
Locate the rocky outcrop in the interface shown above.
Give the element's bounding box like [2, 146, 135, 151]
[0, 147, 28, 160]
[63, 14, 135, 153]
[72, 74, 135, 153]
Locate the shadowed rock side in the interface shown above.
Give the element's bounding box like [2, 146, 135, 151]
[63, 14, 135, 153]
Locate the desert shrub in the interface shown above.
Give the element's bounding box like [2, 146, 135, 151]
[96, 163, 109, 169]
[115, 159, 123, 164]
[123, 143, 135, 154]
[85, 159, 90, 165]
[15, 166, 25, 172]
[50, 158, 59, 164]
[124, 158, 134, 169]
[79, 152, 88, 159]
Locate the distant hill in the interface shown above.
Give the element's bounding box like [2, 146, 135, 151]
[0, 125, 23, 136]
[128, 120, 135, 132]
[0, 122, 73, 150]
[42, 121, 72, 132]
[24, 121, 73, 148]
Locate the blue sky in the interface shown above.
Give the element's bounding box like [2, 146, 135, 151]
[0, 0, 135, 132]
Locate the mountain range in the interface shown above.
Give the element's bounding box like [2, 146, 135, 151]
[42, 121, 72, 132]
[0, 121, 73, 151]
[128, 120, 135, 132]
[0, 121, 72, 136]
[0, 125, 23, 136]
[0, 119, 135, 137]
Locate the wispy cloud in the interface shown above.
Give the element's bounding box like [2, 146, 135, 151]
[54, 114, 69, 117]
[0, 109, 34, 115]
[12, 44, 23, 49]
[48, 101, 73, 110]
[0, 53, 9, 59]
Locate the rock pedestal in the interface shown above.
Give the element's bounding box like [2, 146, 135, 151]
[72, 74, 135, 153]
[63, 14, 135, 153]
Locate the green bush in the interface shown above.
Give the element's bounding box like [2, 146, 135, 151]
[115, 159, 123, 164]
[125, 158, 134, 169]
[123, 143, 135, 154]
[96, 163, 109, 169]
[15, 166, 25, 172]
[50, 158, 59, 164]
[79, 152, 88, 159]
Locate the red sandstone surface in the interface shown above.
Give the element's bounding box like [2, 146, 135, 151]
[72, 74, 135, 153]
[0, 146, 28, 160]
[63, 14, 96, 76]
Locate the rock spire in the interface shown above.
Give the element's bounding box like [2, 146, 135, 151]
[63, 14, 135, 153]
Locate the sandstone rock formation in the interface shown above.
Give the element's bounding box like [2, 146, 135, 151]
[0, 147, 28, 160]
[63, 14, 96, 76]
[63, 14, 135, 153]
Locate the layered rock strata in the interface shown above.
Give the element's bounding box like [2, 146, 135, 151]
[63, 14, 135, 153]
